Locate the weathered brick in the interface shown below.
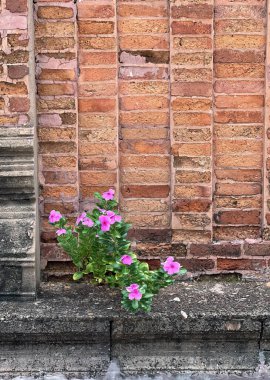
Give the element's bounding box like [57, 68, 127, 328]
[215, 19, 264, 33]
[78, 21, 114, 35]
[79, 37, 115, 50]
[215, 140, 262, 154]
[121, 199, 169, 213]
[173, 230, 211, 244]
[7, 34, 29, 48]
[172, 98, 211, 111]
[121, 127, 168, 140]
[8, 65, 28, 79]
[119, 81, 168, 95]
[178, 259, 215, 271]
[37, 6, 73, 19]
[244, 243, 270, 256]
[214, 125, 263, 139]
[173, 68, 212, 82]
[118, 4, 168, 17]
[35, 22, 74, 37]
[217, 258, 265, 271]
[172, 143, 211, 156]
[80, 68, 116, 82]
[173, 128, 211, 142]
[172, 21, 212, 35]
[173, 113, 211, 126]
[214, 210, 260, 225]
[215, 169, 262, 182]
[215, 196, 261, 209]
[0, 82, 27, 95]
[36, 37, 75, 50]
[37, 98, 75, 111]
[174, 185, 211, 198]
[173, 213, 211, 229]
[43, 171, 77, 185]
[215, 95, 264, 109]
[6, 0, 27, 12]
[214, 50, 265, 64]
[120, 96, 168, 111]
[171, 82, 212, 97]
[172, 52, 212, 66]
[173, 199, 211, 212]
[120, 140, 169, 154]
[215, 36, 265, 50]
[175, 170, 211, 183]
[214, 226, 261, 240]
[215, 154, 262, 168]
[120, 36, 169, 50]
[190, 243, 241, 257]
[173, 37, 212, 50]
[121, 169, 169, 185]
[215, 5, 265, 19]
[120, 112, 169, 126]
[118, 20, 168, 34]
[79, 157, 117, 171]
[215, 110, 263, 124]
[172, 5, 213, 19]
[42, 155, 77, 169]
[9, 97, 29, 112]
[42, 185, 77, 198]
[119, 67, 168, 80]
[121, 185, 170, 199]
[78, 4, 115, 19]
[80, 171, 117, 186]
[214, 80, 264, 94]
[37, 84, 74, 96]
[121, 155, 170, 169]
[215, 183, 261, 196]
[215, 64, 264, 78]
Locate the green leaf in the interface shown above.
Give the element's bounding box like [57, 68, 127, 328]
[73, 272, 83, 281]
[179, 268, 187, 275]
[132, 300, 139, 309]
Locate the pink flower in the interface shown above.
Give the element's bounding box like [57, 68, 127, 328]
[126, 283, 142, 300]
[56, 228, 66, 236]
[162, 256, 181, 275]
[76, 212, 86, 225]
[102, 189, 115, 201]
[128, 289, 142, 301]
[121, 255, 133, 266]
[49, 210, 62, 223]
[82, 217, 94, 228]
[115, 215, 122, 223]
[99, 215, 111, 232]
[126, 283, 139, 292]
[106, 210, 116, 224]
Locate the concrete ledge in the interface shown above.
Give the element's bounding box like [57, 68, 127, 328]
[0, 281, 270, 376]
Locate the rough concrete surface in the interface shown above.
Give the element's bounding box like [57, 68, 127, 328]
[0, 281, 270, 376]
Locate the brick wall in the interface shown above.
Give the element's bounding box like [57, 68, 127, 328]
[31, 0, 270, 277]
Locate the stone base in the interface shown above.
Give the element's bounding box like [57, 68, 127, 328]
[0, 281, 270, 376]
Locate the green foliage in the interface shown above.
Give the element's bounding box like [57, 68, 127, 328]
[49, 191, 186, 313]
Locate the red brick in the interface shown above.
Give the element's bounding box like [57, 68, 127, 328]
[215, 19, 264, 34]
[121, 155, 170, 169]
[172, 5, 213, 19]
[215, 64, 264, 79]
[80, 68, 116, 82]
[37, 84, 74, 96]
[214, 50, 265, 64]
[0, 82, 27, 95]
[214, 210, 260, 225]
[215, 169, 262, 182]
[35, 37, 75, 51]
[8, 65, 28, 79]
[215, 111, 263, 124]
[172, 21, 212, 35]
[38, 69, 75, 81]
[215, 140, 262, 154]
[173, 199, 211, 212]
[179, 259, 215, 271]
[217, 258, 266, 271]
[215, 95, 264, 109]
[190, 243, 241, 257]
[214, 80, 264, 94]
[118, 4, 167, 17]
[120, 140, 169, 155]
[215, 183, 261, 196]
[171, 82, 212, 97]
[244, 243, 270, 256]
[80, 171, 117, 186]
[6, 0, 27, 12]
[79, 37, 115, 50]
[78, 99, 116, 113]
[9, 97, 30, 112]
[78, 4, 115, 19]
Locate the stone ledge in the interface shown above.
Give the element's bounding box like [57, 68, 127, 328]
[0, 281, 270, 376]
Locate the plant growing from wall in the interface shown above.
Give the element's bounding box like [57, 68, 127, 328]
[49, 189, 186, 313]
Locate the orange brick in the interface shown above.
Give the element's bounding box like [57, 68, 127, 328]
[215, 154, 262, 168]
[215, 64, 264, 79]
[118, 19, 168, 34]
[173, 68, 212, 82]
[120, 140, 169, 154]
[215, 183, 261, 196]
[120, 112, 169, 126]
[119, 36, 169, 50]
[120, 96, 168, 111]
[215, 35, 265, 49]
[215, 95, 264, 109]
[78, 98, 116, 113]
[38, 69, 76, 81]
[173, 37, 212, 50]
[78, 4, 115, 19]
[80, 171, 117, 186]
[172, 4, 213, 19]
[79, 52, 116, 65]
[121, 155, 170, 169]
[35, 21, 74, 37]
[119, 81, 168, 95]
[215, 19, 264, 34]
[214, 80, 264, 94]
[118, 4, 168, 17]
[172, 143, 211, 156]
[78, 21, 114, 35]
[37, 6, 74, 19]
[37, 84, 74, 96]
[173, 113, 211, 126]
[214, 110, 263, 124]
[80, 68, 116, 82]
[172, 21, 211, 35]
[172, 98, 211, 111]
[79, 37, 115, 50]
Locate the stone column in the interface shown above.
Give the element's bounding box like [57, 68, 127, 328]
[0, 0, 38, 298]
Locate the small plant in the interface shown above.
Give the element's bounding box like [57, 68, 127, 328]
[49, 189, 186, 313]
